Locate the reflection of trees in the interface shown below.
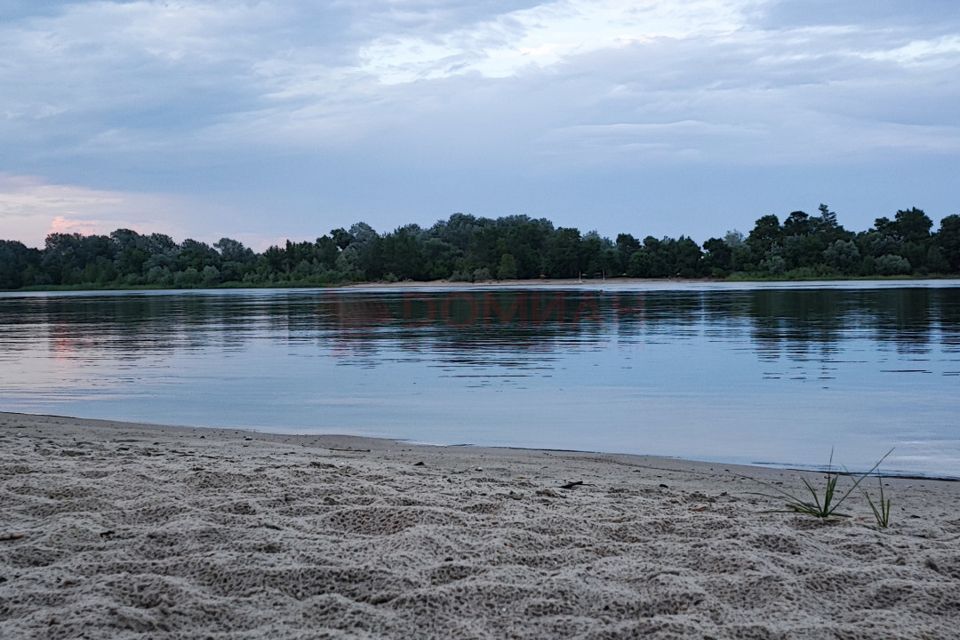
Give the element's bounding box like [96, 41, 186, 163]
[0, 287, 956, 372]
[868, 289, 933, 354]
[937, 289, 960, 351]
[738, 288, 949, 362]
[2, 294, 261, 361]
[324, 291, 616, 368]
[743, 290, 847, 362]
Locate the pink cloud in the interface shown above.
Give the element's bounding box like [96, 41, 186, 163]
[47, 215, 110, 237]
[0, 173, 191, 247]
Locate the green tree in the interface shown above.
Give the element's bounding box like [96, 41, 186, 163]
[1, 206, 956, 291]
[42, 233, 115, 284]
[822, 239, 861, 274]
[614, 233, 640, 274]
[936, 214, 960, 272]
[380, 225, 426, 280]
[201, 265, 222, 287]
[747, 214, 782, 259]
[893, 208, 933, 242]
[783, 210, 812, 236]
[214, 237, 255, 282]
[544, 228, 581, 278]
[315, 236, 340, 270]
[178, 239, 220, 272]
[890, 208, 933, 271]
[579, 231, 610, 277]
[673, 236, 704, 277]
[760, 251, 786, 275]
[497, 253, 518, 280]
[0, 240, 41, 289]
[875, 254, 911, 275]
[214, 237, 254, 263]
[817, 203, 838, 230]
[330, 228, 352, 250]
[702, 237, 732, 275]
[111, 229, 149, 279]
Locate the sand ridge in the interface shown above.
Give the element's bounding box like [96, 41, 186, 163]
[1, 412, 959, 639]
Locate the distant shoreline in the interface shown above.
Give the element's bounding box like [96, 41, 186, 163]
[3, 273, 955, 294]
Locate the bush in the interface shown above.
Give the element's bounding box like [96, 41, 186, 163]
[875, 254, 911, 275]
[472, 267, 492, 282]
[497, 254, 518, 280]
[449, 270, 472, 282]
[823, 239, 861, 274]
[201, 265, 221, 286]
[174, 267, 201, 287]
[760, 254, 786, 275]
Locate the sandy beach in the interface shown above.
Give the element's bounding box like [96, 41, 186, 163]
[1, 412, 958, 639]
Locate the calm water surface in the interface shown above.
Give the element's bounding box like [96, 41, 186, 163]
[1, 282, 958, 477]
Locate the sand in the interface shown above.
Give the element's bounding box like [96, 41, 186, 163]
[1, 412, 958, 639]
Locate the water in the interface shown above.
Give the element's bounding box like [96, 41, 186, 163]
[1, 281, 958, 477]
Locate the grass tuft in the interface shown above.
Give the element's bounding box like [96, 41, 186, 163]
[863, 475, 893, 528]
[750, 448, 893, 521]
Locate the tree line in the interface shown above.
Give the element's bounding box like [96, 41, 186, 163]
[1, 205, 959, 290]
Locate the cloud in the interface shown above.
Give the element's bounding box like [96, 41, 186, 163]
[47, 215, 114, 236]
[0, 1, 958, 242]
[863, 34, 960, 66]
[0, 173, 332, 252]
[358, 0, 754, 83]
[0, 173, 190, 246]
[3, 0, 958, 164]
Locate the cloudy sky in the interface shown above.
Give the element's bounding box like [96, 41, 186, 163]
[1, 0, 959, 249]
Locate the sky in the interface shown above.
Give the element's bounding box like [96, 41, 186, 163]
[1, 0, 959, 250]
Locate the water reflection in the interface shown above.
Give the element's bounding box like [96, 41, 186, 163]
[6, 288, 956, 361]
[1, 284, 958, 476]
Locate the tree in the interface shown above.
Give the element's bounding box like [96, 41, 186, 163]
[579, 231, 608, 276]
[380, 225, 426, 280]
[858, 228, 900, 258]
[760, 252, 787, 275]
[702, 237, 732, 275]
[111, 229, 148, 278]
[544, 228, 581, 278]
[42, 232, 115, 284]
[495, 216, 554, 278]
[214, 238, 254, 263]
[747, 214, 782, 258]
[783, 211, 812, 236]
[673, 236, 704, 277]
[497, 253, 518, 280]
[214, 237, 255, 282]
[724, 230, 745, 247]
[178, 239, 220, 272]
[874, 254, 911, 275]
[346, 222, 382, 279]
[823, 239, 860, 274]
[0, 206, 956, 291]
[0, 240, 41, 289]
[146, 233, 177, 254]
[817, 203, 838, 230]
[615, 233, 640, 274]
[420, 238, 459, 280]
[936, 214, 960, 272]
[888, 208, 933, 272]
[315, 235, 340, 270]
[330, 228, 352, 250]
[624, 237, 701, 278]
[201, 265, 222, 287]
[926, 246, 950, 274]
[893, 208, 933, 243]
